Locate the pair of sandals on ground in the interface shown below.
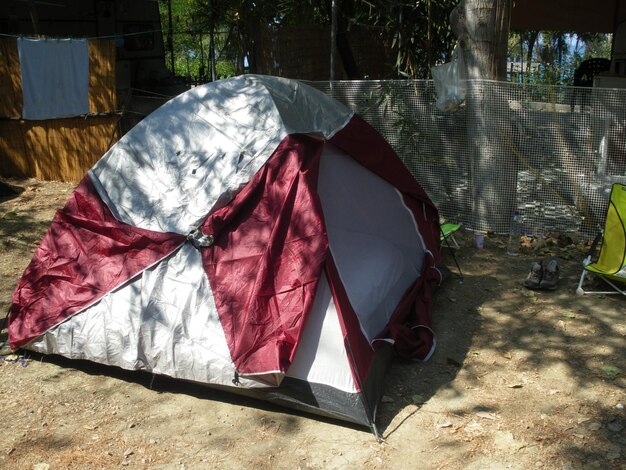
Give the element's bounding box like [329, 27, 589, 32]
[524, 259, 559, 291]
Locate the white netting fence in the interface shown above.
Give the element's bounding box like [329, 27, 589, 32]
[310, 79, 626, 240]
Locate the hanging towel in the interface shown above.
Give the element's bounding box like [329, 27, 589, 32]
[17, 37, 89, 120]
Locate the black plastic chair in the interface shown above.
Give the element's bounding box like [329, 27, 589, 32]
[573, 58, 611, 87]
[571, 58, 611, 111]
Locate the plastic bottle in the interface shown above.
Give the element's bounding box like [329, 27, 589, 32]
[507, 211, 522, 256]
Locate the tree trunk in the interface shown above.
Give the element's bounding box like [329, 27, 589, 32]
[325, 0, 361, 79]
[525, 31, 539, 79]
[450, 0, 516, 234]
[450, 0, 512, 80]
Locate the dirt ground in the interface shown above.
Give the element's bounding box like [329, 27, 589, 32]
[0, 178, 624, 470]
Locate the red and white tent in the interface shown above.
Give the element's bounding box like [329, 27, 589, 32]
[8, 75, 441, 435]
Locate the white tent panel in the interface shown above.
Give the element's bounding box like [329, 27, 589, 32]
[29, 243, 242, 387]
[90, 76, 353, 235]
[287, 272, 358, 393]
[317, 144, 425, 341]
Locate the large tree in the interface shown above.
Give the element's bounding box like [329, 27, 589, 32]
[449, 0, 516, 233]
[450, 0, 512, 80]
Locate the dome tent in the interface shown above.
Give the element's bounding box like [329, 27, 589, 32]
[8, 75, 441, 437]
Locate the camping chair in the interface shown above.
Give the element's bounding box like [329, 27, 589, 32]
[571, 58, 611, 111]
[573, 58, 611, 87]
[576, 183, 626, 296]
[440, 222, 462, 249]
[440, 222, 463, 279]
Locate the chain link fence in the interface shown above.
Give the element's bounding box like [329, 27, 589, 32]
[310, 80, 626, 240]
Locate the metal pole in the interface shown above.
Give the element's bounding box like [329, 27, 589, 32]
[167, 0, 175, 75]
[208, 0, 217, 81]
[330, 0, 337, 83]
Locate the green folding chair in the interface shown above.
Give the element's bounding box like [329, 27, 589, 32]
[576, 183, 626, 296]
[440, 222, 462, 250]
[440, 222, 463, 279]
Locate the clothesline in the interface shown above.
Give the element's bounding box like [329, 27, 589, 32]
[0, 29, 164, 41]
[0, 27, 226, 41]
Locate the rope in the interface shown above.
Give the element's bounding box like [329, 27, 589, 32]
[0, 29, 164, 41]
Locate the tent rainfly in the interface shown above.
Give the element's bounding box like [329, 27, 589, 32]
[8, 75, 442, 437]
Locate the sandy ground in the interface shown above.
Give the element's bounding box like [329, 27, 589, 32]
[0, 178, 625, 470]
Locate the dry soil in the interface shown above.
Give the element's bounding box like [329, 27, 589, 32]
[0, 178, 624, 470]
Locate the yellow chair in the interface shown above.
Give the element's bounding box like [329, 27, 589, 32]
[576, 183, 626, 296]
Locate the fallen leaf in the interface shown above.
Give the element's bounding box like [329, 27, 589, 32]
[411, 394, 425, 404]
[588, 422, 602, 431]
[476, 411, 498, 420]
[464, 420, 484, 433]
[1, 210, 18, 220]
[600, 365, 622, 379]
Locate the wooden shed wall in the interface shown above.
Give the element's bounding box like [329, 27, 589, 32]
[0, 116, 119, 183]
[0, 38, 119, 182]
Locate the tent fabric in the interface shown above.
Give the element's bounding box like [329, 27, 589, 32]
[327, 114, 441, 365]
[8, 177, 186, 348]
[88, 75, 353, 235]
[374, 254, 440, 361]
[27, 254, 359, 394]
[329, 115, 439, 219]
[17, 37, 89, 120]
[8, 75, 441, 430]
[27, 242, 238, 384]
[285, 272, 357, 393]
[201, 134, 328, 380]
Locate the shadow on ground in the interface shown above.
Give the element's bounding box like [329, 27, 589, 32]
[1, 182, 624, 468]
[377, 230, 625, 467]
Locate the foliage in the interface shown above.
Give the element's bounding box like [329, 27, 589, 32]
[350, 0, 458, 78]
[158, 0, 459, 82]
[159, 1, 613, 85]
[508, 30, 611, 85]
[159, 0, 244, 82]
